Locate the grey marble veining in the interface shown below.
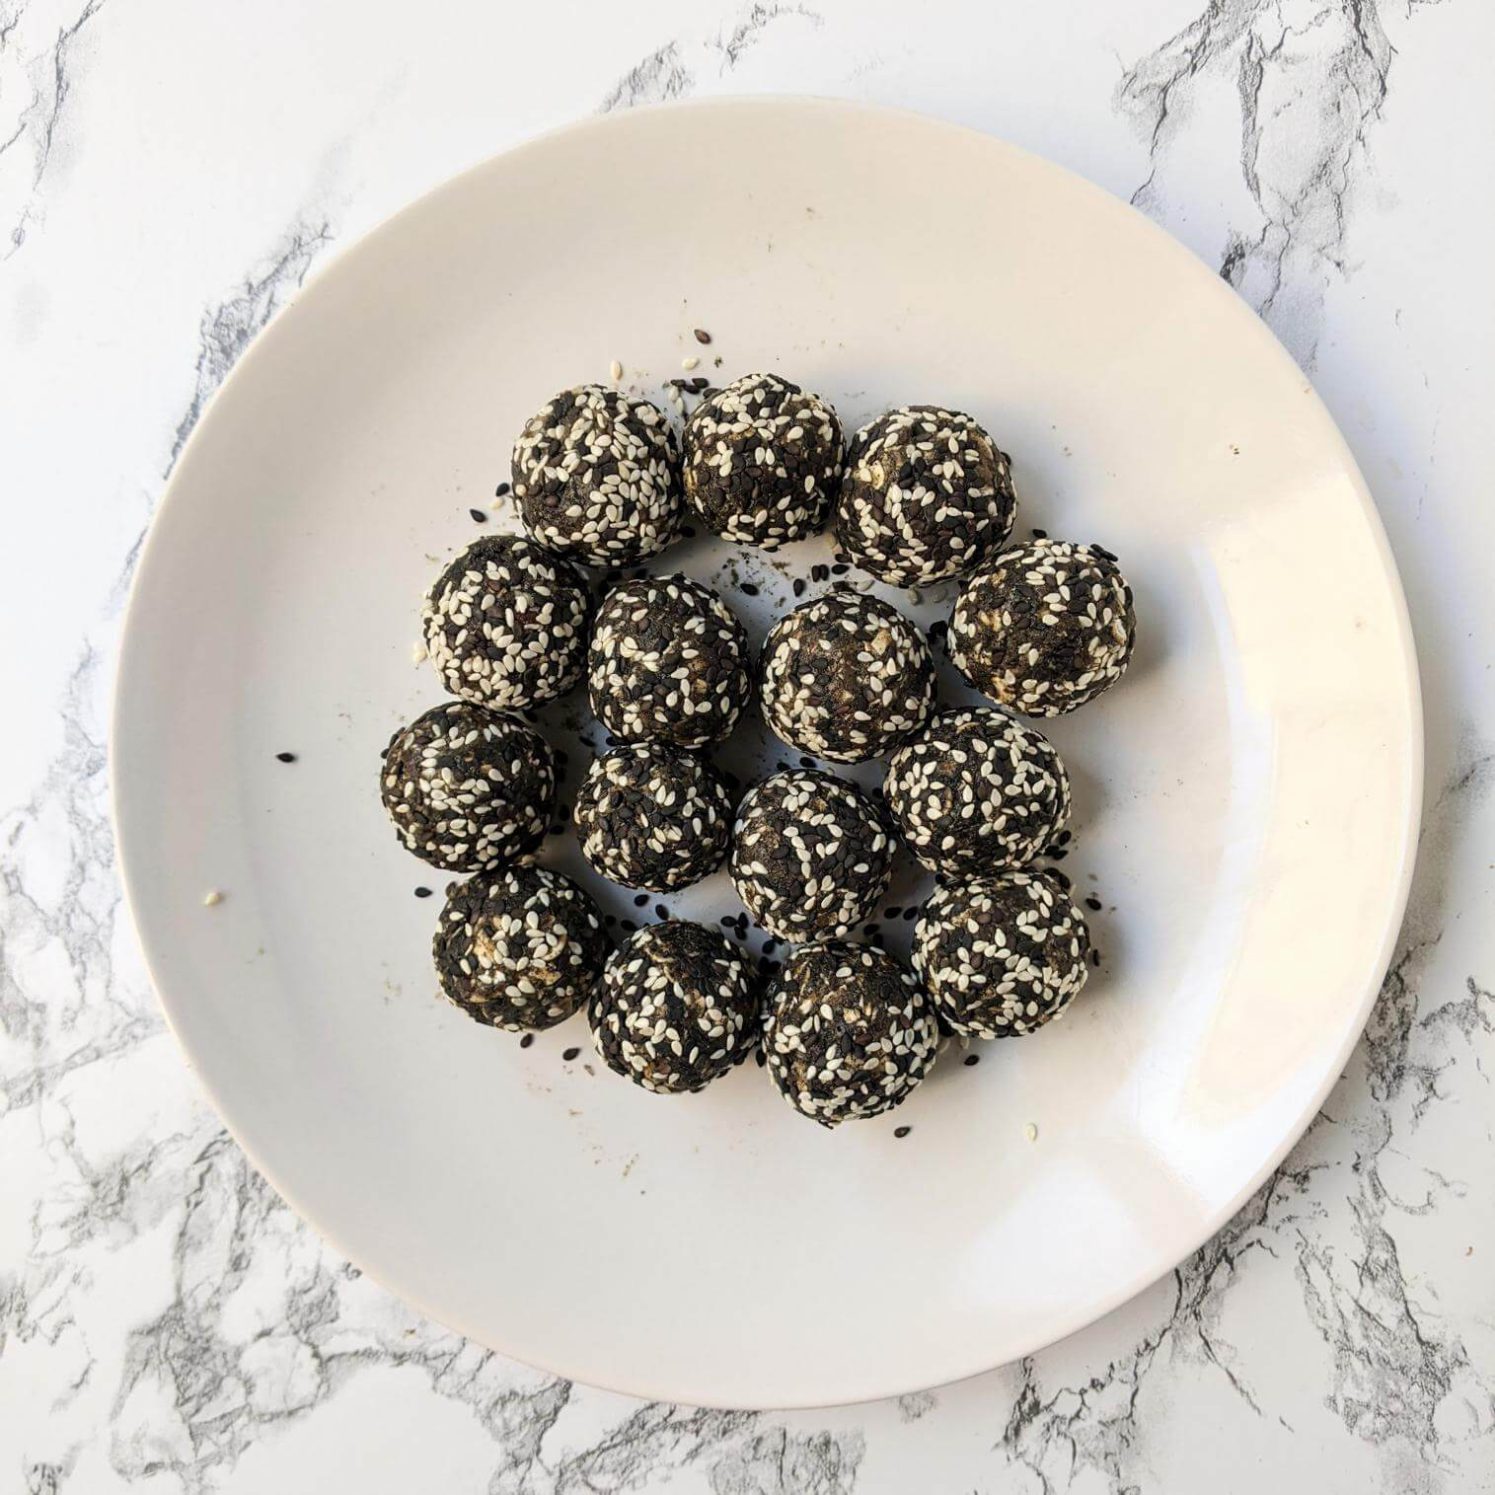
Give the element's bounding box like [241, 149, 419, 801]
[2, 1, 1492, 1490]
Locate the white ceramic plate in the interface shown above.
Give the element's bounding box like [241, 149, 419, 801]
[113, 99, 1421, 1409]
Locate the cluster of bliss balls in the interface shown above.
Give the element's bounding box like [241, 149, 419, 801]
[377, 371, 1137, 1129]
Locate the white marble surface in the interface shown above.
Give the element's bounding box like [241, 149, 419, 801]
[2, 1, 1492, 1489]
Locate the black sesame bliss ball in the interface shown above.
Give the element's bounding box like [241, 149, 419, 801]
[950, 539, 1136, 717]
[763, 942, 939, 1127]
[588, 921, 760, 1094]
[572, 743, 732, 892]
[422, 535, 590, 711]
[884, 708, 1071, 877]
[730, 770, 894, 943]
[379, 703, 554, 871]
[587, 574, 751, 749]
[759, 591, 935, 764]
[912, 871, 1090, 1038]
[433, 865, 608, 1032]
[511, 385, 681, 566]
[682, 372, 843, 549]
[834, 406, 1015, 586]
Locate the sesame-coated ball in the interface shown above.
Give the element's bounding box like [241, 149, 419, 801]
[511, 385, 681, 566]
[730, 770, 894, 942]
[682, 373, 843, 549]
[422, 535, 590, 711]
[572, 743, 732, 892]
[587, 574, 751, 748]
[763, 941, 938, 1126]
[379, 703, 554, 871]
[912, 871, 1090, 1038]
[759, 590, 935, 764]
[433, 866, 608, 1032]
[950, 539, 1136, 717]
[589, 921, 760, 1093]
[884, 708, 1070, 876]
[834, 405, 1015, 586]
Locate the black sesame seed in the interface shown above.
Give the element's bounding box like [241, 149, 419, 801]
[275, 751, 297, 763]
[1031, 527, 1048, 539]
[693, 328, 712, 344]
[798, 756, 815, 769]
[1085, 896, 1103, 912]
[740, 581, 759, 596]
[864, 924, 880, 938]
[634, 893, 649, 907]
[469, 508, 487, 523]
[1051, 871, 1072, 890]
[620, 919, 638, 932]
[494, 482, 511, 497]
[963, 1053, 980, 1067]
[519, 1033, 534, 1049]
[681, 524, 697, 539]
[1047, 848, 1068, 861]
[414, 886, 433, 898]
[1090, 948, 1102, 966]
[762, 938, 779, 956]
[655, 904, 670, 920]
[902, 908, 917, 921]
[792, 578, 806, 597]
[548, 824, 565, 836]
[894, 1125, 912, 1139]
[562, 1047, 580, 1061]
[721, 915, 736, 926]
[755, 1048, 767, 1067]
[604, 915, 618, 927]
[885, 907, 901, 919]
[831, 563, 849, 576]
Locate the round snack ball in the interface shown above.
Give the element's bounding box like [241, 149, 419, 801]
[422, 535, 590, 711]
[763, 942, 938, 1127]
[885, 708, 1070, 876]
[759, 590, 935, 764]
[433, 865, 608, 1032]
[587, 574, 751, 749]
[511, 385, 681, 566]
[380, 703, 554, 871]
[912, 871, 1090, 1038]
[950, 539, 1136, 716]
[834, 406, 1015, 586]
[572, 743, 732, 892]
[730, 770, 894, 942]
[682, 372, 843, 548]
[589, 921, 760, 1093]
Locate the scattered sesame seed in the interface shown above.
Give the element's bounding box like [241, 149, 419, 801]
[894, 1125, 912, 1139]
[693, 328, 712, 344]
[681, 355, 700, 371]
[562, 1047, 581, 1061]
[414, 886, 432, 898]
[609, 359, 623, 381]
[1085, 896, 1103, 912]
[202, 889, 224, 907]
[963, 1053, 980, 1066]
[520, 1033, 535, 1049]
[494, 481, 511, 498]
[411, 641, 428, 665]
[275, 751, 297, 763]
[1024, 1122, 1039, 1142]
[469, 508, 486, 523]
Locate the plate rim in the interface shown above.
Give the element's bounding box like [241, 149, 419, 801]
[111, 94, 1424, 1409]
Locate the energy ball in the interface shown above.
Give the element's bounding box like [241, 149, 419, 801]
[885, 708, 1070, 876]
[422, 535, 590, 711]
[950, 539, 1136, 716]
[511, 385, 681, 566]
[834, 406, 1015, 586]
[763, 942, 939, 1127]
[759, 591, 935, 764]
[587, 574, 751, 749]
[379, 703, 554, 871]
[572, 743, 732, 892]
[682, 372, 843, 548]
[912, 871, 1090, 1038]
[730, 770, 894, 942]
[433, 865, 608, 1032]
[589, 921, 760, 1094]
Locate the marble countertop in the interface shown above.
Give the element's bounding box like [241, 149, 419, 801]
[3, 1, 1492, 1490]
